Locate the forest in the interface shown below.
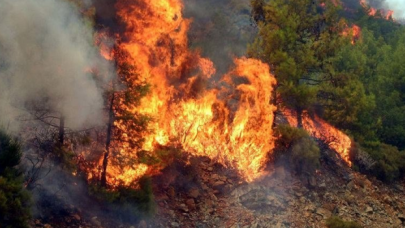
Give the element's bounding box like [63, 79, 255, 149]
[1, 0, 405, 227]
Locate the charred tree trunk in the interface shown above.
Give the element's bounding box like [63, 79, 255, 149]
[271, 84, 279, 129]
[101, 93, 115, 187]
[58, 115, 65, 147]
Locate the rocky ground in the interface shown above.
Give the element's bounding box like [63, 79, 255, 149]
[150, 150, 405, 228]
[31, 149, 405, 228]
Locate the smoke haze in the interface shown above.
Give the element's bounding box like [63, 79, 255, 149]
[0, 0, 113, 131]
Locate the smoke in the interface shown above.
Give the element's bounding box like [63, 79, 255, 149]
[383, 0, 405, 19]
[183, 0, 255, 74]
[364, 0, 405, 19]
[0, 0, 113, 131]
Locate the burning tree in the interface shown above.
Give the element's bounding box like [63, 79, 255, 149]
[99, 48, 152, 187]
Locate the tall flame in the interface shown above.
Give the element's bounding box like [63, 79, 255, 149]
[105, 0, 277, 185]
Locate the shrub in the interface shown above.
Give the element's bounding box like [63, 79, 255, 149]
[275, 124, 309, 149]
[274, 125, 320, 175]
[89, 176, 155, 223]
[326, 216, 362, 228]
[366, 143, 405, 183]
[0, 131, 31, 228]
[290, 137, 321, 175]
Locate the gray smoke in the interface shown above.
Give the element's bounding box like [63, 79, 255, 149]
[183, 0, 255, 74]
[0, 0, 113, 131]
[384, 0, 405, 19]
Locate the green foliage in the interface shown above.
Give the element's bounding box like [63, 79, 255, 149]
[367, 144, 405, 183]
[275, 125, 320, 175]
[89, 176, 155, 221]
[0, 131, 21, 174]
[0, 131, 31, 228]
[326, 216, 362, 228]
[275, 124, 309, 148]
[249, 0, 348, 122]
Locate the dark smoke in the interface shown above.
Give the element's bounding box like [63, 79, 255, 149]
[183, 0, 255, 74]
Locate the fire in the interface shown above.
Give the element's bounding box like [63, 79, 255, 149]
[98, 0, 278, 185]
[95, 31, 114, 61]
[360, 0, 394, 20]
[342, 24, 361, 44]
[284, 109, 352, 167]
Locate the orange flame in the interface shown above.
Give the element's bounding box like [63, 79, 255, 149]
[360, 0, 394, 20]
[98, 0, 278, 185]
[284, 109, 352, 166]
[342, 24, 361, 44]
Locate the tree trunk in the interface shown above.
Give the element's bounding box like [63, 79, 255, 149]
[58, 115, 65, 147]
[101, 93, 115, 187]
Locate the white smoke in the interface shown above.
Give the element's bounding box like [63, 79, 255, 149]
[0, 0, 113, 131]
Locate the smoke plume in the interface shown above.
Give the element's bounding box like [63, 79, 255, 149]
[0, 0, 112, 131]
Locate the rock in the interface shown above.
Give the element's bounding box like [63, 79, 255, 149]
[92, 217, 101, 226]
[316, 208, 332, 218]
[188, 188, 200, 199]
[344, 173, 354, 181]
[138, 220, 147, 228]
[168, 186, 176, 198]
[398, 213, 405, 222]
[275, 166, 286, 179]
[213, 181, 225, 186]
[305, 204, 316, 212]
[366, 206, 373, 213]
[171, 222, 180, 227]
[73, 214, 81, 221]
[186, 198, 196, 210]
[308, 176, 317, 188]
[394, 184, 404, 191]
[318, 182, 326, 189]
[346, 181, 355, 190]
[178, 204, 189, 213]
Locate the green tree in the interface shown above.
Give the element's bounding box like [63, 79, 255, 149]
[249, 0, 348, 127]
[0, 131, 31, 228]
